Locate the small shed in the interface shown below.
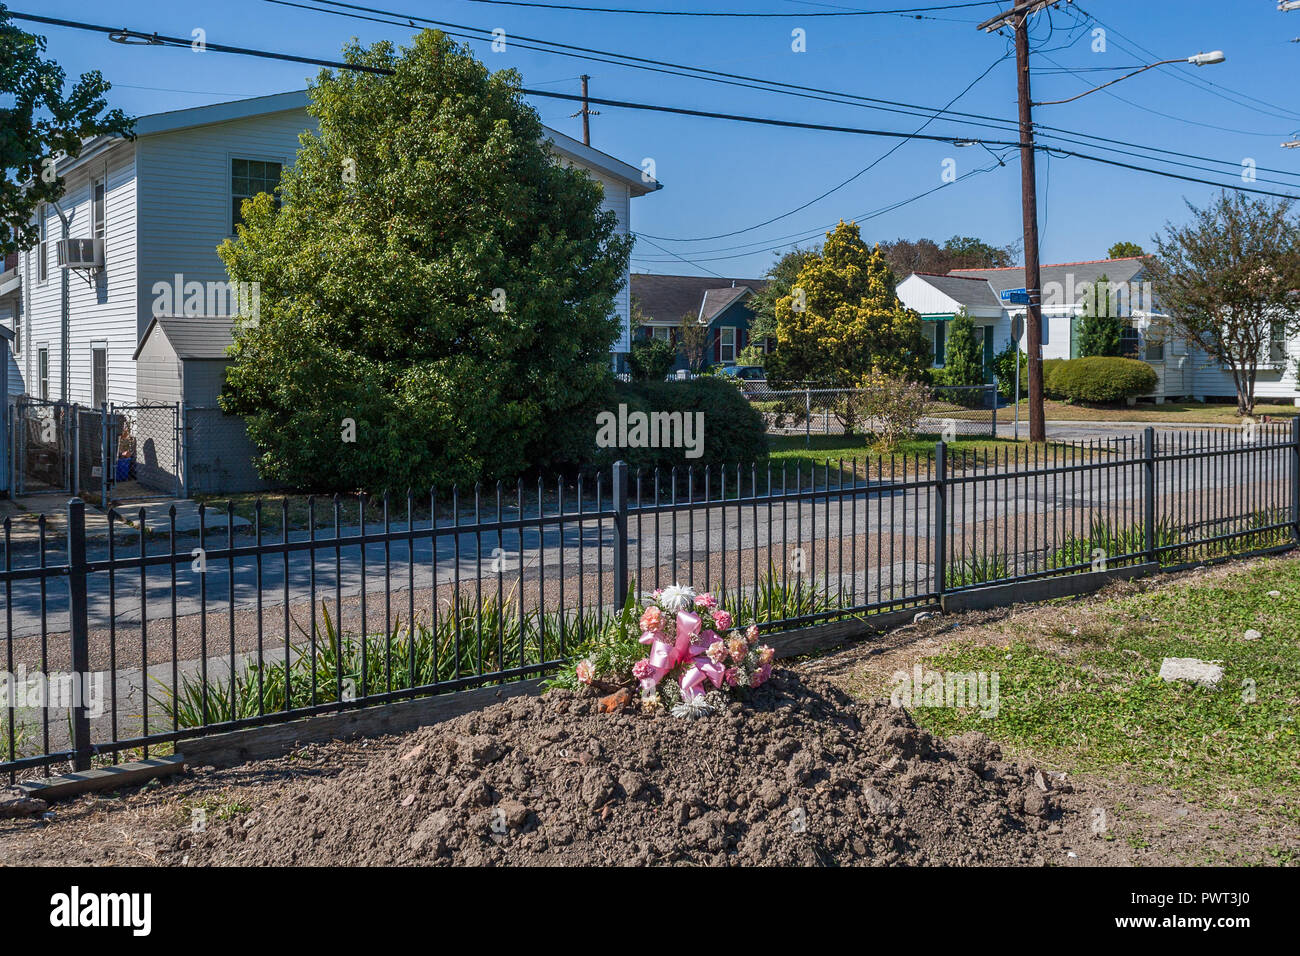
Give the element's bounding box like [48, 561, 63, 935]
[133, 316, 277, 495]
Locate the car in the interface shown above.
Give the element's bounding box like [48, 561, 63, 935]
[719, 365, 766, 382]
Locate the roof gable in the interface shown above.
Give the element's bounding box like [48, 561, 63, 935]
[631, 274, 767, 325]
[133, 316, 236, 361]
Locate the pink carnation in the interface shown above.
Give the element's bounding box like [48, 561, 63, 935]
[696, 593, 718, 609]
[639, 606, 664, 633]
[706, 640, 729, 666]
[751, 663, 772, 688]
[576, 660, 594, 685]
[746, 624, 760, 645]
[722, 667, 738, 688]
[757, 645, 776, 667]
[728, 637, 749, 664]
[712, 610, 732, 630]
[632, 659, 654, 681]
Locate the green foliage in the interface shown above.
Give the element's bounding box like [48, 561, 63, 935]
[749, 246, 819, 344]
[943, 308, 984, 387]
[991, 340, 1027, 399]
[0, 7, 134, 254]
[604, 377, 768, 472]
[1107, 241, 1145, 259]
[545, 584, 644, 690]
[946, 550, 1010, 589]
[766, 221, 929, 388]
[1076, 273, 1126, 357]
[1048, 356, 1158, 404]
[1042, 357, 1065, 398]
[626, 337, 676, 382]
[217, 31, 633, 492]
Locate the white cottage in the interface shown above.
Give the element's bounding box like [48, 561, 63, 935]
[898, 256, 1300, 404]
[8, 90, 660, 408]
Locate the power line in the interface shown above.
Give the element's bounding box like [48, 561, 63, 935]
[455, 0, 995, 16]
[14, 9, 1300, 206]
[276, 0, 1300, 181]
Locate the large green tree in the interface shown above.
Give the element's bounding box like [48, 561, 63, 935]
[219, 31, 632, 490]
[877, 234, 1017, 278]
[767, 220, 929, 390]
[748, 245, 818, 345]
[1147, 193, 1300, 415]
[1, 5, 133, 253]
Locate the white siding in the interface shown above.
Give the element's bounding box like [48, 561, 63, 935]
[136, 108, 312, 339]
[23, 143, 138, 406]
[583, 169, 632, 353]
[135, 326, 184, 405]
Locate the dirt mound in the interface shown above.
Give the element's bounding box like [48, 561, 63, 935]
[188, 671, 1080, 866]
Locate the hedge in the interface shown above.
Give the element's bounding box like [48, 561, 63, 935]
[1046, 356, 1158, 404]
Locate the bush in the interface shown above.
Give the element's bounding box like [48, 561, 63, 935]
[852, 373, 931, 450]
[1048, 356, 1158, 404]
[1042, 358, 1066, 398]
[626, 338, 677, 382]
[943, 309, 985, 388]
[600, 377, 768, 473]
[991, 341, 1027, 399]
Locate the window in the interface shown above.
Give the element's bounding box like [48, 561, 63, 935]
[1271, 320, 1288, 363]
[932, 321, 946, 367]
[92, 179, 106, 240]
[231, 158, 282, 232]
[92, 345, 108, 408]
[1121, 321, 1140, 358]
[37, 206, 48, 284]
[719, 327, 736, 363]
[37, 347, 49, 400]
[651, 326, 671, 342]
[1144, 336, 1165, 362]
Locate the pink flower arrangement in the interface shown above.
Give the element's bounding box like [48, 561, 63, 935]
[696, 593, 718, 609]
[713, 610, 732, 631]
[639, 606, 663, 633]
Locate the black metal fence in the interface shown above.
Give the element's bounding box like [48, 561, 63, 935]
[2, 421, 1297, 779]
[747, 384, 998, 444]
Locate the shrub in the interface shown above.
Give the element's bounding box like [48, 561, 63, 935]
[943, 309, 985, 388]
[601, 377, 768, 473]
[626, 338, 677, 382]
[991, 340, 1027, 399]
[1042, 358, 1066, 398]
[852, 372, 932, 450]
[1048, 356, 1158, 404]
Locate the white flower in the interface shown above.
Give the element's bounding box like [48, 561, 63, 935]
[671, 697, 715, 719]
[658, 583, 697, 613]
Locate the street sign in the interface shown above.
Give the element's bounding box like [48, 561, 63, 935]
[1001, 288, 1031, 305]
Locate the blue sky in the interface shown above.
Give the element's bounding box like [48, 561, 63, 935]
[24, 0, 1300, 278]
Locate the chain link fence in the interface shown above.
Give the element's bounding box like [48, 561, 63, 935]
[182, 405, 282, 496]
[744, 383, 997, 444]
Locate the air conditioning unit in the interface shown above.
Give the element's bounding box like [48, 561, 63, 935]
[56, 238, 104, 270]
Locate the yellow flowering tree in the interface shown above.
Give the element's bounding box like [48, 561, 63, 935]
[766, 220, 929, 431]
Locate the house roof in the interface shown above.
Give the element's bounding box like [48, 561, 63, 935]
[905, 272, 1004, 310]
[55, 90, 661, 195]
[132, 316, 236, 362]
[631, 273, 767, 325]
[949, 257, 1148, 304]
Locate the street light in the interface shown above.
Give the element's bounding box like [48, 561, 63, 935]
[1284, 136, 1300, 149]
[1034, 52, 1226, 106]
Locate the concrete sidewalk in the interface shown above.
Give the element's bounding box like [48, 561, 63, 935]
[2, 494, 249, 550]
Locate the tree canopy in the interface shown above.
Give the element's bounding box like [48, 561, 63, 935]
[766, 221, 929, 388]
[0, 5, 133, 254]
[876, 235, 1018, 278]
[1107, 241, 1145, 259]
[1147, 192, 1300, 415]
[219, 31, 632, 490]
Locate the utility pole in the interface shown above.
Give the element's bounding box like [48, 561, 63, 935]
[978, 0, 1063, 444]
[570, 74, 599, 146]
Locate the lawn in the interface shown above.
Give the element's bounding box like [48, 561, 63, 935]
[900, 558, 1300, 815]
[996, 398, 1299, 424]
[766, 433, 1098, 475]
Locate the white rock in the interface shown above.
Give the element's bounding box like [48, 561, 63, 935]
[913, 611, 940, 624]
[1267, 590, 1281, 599]
[1158, 657, 1224, 690]
[1243, 629, 1262, 641]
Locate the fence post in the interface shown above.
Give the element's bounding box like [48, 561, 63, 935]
[67, 498, 93, 772]
[612, 459, 628, 608]
[1143, 426, 1156, 565]
[804, 389, 811, 448]
[989, 384, 997, 439]
[100, 404, 109, 509]
[933, 440, 947, 600]
[1291, 417, 1300, 543]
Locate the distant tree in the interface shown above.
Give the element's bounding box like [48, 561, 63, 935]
[766, 222, 929, 432]
[1107, 241, 1145, 259]
[1147, 192, 1300, 415]
[877, 234, 1017, 279]
[1076, 273, 1126, 357]
[942, 308, 985, 387]
[626, 337, 676, 382]
[0, 5, 134, 254]
[749, 246, 818, 344]
[677, 313, 709, 371]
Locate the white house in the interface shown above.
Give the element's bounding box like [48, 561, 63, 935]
[898, 256, 1300, 403]
[6, 90, 660, 408]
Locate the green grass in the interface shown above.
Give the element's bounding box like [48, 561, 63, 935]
[765, 433, 1080, 469]
[998, 399, 1299, 424]
[906, 560, 1300, 811]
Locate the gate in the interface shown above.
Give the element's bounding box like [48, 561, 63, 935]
[13, 398, 73, 495]
[102, 402, 182, 503]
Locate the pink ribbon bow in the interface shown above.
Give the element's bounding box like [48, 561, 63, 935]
[639, 611, 726, 700]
